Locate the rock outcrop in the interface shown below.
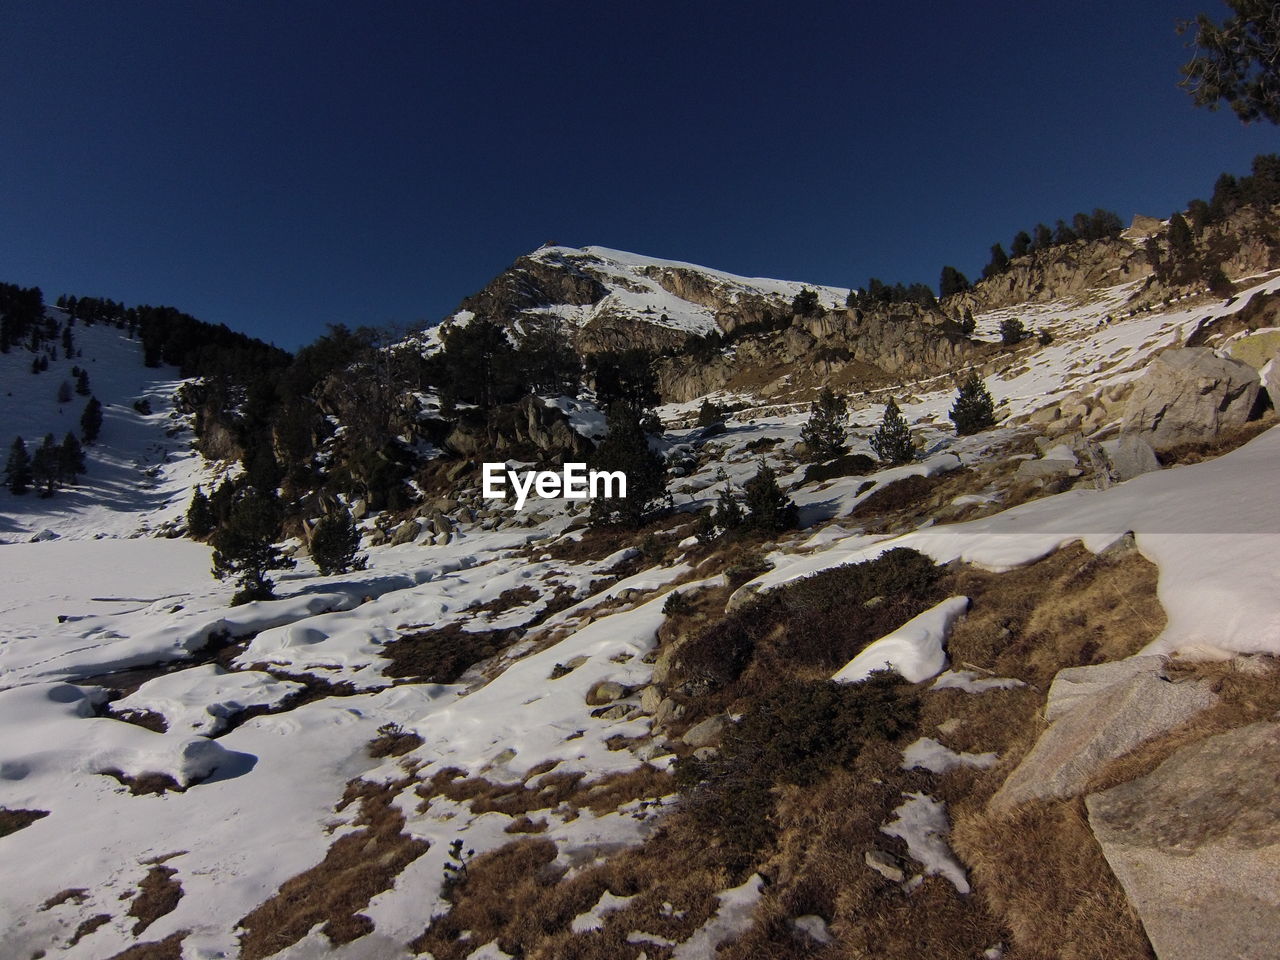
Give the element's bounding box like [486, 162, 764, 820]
[445, 395, 593, 461]
[988, 657, 1217, 813]
[1087, 721, 1280, 960]
[1120, 348, 1263, 451]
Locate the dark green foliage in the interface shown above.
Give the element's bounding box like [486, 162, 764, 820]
[741, 461, 797, 533]
[74, 368, 90, 395]
[1168, 212, 1196, 257]
[5, 437, 32, 494]
[0, 282, 44, 354]
[676, 547, 944, 688]
[1037, 328, 1054, 346]
[849, 278, 938, 309]
[959, 308, 976, 336]
[982, 243, 1010, 279]
[515, 320, 581, 396]
[80, 396, 103, 443]
[1033, 222, 1054, 249]
[697, 399, 726, 428]
[437, 318, 521, 410]
[58, 433, 85, 481]
[210, 489, 295, 605]
[1054, 219, 1078, 245]
[56, 380, 72, 404]
[791, 288, 820, 316]
[1011, 230, 1032, 258]
[662, 590, 694, 616]
[587, 403, 667, 528]
[950, 372, 997, 435]
[1000, 316, 1027, 346]
[712, 481, 745, 534]
[1179, 1, 1280, 125]
[869, 397, 915, 464]
[309, 507, 365, 576]
[588, 349, 659, 409]
[939, 265, 971, 299]
[31, 435, 59, 497]
[801, 452, 876, 485]
[187, 486, 215, 538]
[799, 387, 848, 461]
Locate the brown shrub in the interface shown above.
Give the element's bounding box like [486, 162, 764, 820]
[382, 622, 518, 683]
[237, 779, 429, 959]
[0, 807, 48, 837]
[128, 865, 183, 935]
[105, 932, 188, 960]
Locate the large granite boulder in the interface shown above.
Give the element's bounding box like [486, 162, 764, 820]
[1087, 721, 1280, 960]
[988, 657, 1217, 813]
[1120, 348, 1262, 452]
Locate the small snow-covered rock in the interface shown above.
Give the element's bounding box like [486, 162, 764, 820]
[833, 596, 969, 684]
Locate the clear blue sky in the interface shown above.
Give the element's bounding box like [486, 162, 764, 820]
[1, 1, 1275, 350]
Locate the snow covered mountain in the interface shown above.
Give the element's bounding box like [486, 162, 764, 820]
[2, 216, 1280, 958]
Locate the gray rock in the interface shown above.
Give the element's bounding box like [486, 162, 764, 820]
[349, 498, 368, 520]
[1120, 348, 1262, 452]
[366, 528, 388, 547]
[653, 697, 681, 728]
[598, 704, 629, 721]
[1096, 433, 1161, 484]
[725, 582, 760, 613]
[682, 714, 727, 748]
[1087, 722, 1280, 960]
[989, 657, 1217, 813]
[1015, 458, 1081, 480]
[640, 685, 663, 714]
[388, 520, 422, 546]
[865, 847, 907, 883]
[1263, 354, 1280, 411]
[585, 680, 626, 705]
[692, 746, 718, 761]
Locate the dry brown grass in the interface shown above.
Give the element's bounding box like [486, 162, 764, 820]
[237, 779, 429, 959]
[104, 932, 187, 960]
[128, 865, 183, 936]
[99, 770, 187, 796]
[418, 764, 671, 821]
[0, 807, 49, 837]
[1156, 413, 1276, 467]
[942, 540, 1165, 688]
[68, 914, 111, 947]
[40, 888, 88, 910]
[951, 800, 1152, 960]
[367, 722, 424, 759]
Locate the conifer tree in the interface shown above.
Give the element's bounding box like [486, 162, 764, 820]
[58, 433, 85, 481]
[80, 396, 103, 443]
[742, 461, 797, 533]
[800, 388, 848, 461]
[310, 507, 365, 575]
[211, 488, 295, 604]
[588, 403, 667, 528]
[5, 437, 32, 494]
[870, 398, 915, 464]
[57, 380, 72, 404]
[1000, 317, 1027, 346]
[32, 434, 59, 497]
[982, 243, 1010, 279]
[187, 486, 215, 538]
[1011, 231, 1032, 258]
[75, 369, 90, 395]
[949, 373, 997, 436]
[939, 265, 972, 299]
[1033, 223, 1054, 249]
[959, 308, 976, 336]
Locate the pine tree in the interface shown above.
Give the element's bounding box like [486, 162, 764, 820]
[742, 462, 797, 533]
[187, 486, 215, 538]
[211, 488, 295, 604]
[1011, 231, 1032, 258]
[1000, 317, 1027, 346]
[31, 434, 59, 497]
[959, 308, 976, 336]
[1033, 222, 1054, 249]
[799, 388, 848, 461]
[75, 369, 90, 395]
[58, 433, 85, 481]
[1179, 2, 1280, 125]
[56, 380, 72, 404]
[1168, 212, 1196, 258]
[939, 265, 971, 299]
[5, 437, 32, 494]
[791, 288, 820, 316]
[870, 398, 915, 464]
[80, 396, 103, 443]
[588, 403, 667, 528]
[61, 326, 73, 355]
[982, 243, 1010, 279]
[310, 507, 364, 575]
[949, 373, 997, 436]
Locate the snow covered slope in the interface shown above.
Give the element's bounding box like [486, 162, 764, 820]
[0, 314, 212, 542]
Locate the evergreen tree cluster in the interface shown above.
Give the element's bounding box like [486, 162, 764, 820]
[974, 209, 1126, 284]
[800, 388, 849, 461]
[5, 434, 86, 497]
[0, 283, 46, 353]
[702, 462, 798, 540]
[847, 278, 938, 310]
